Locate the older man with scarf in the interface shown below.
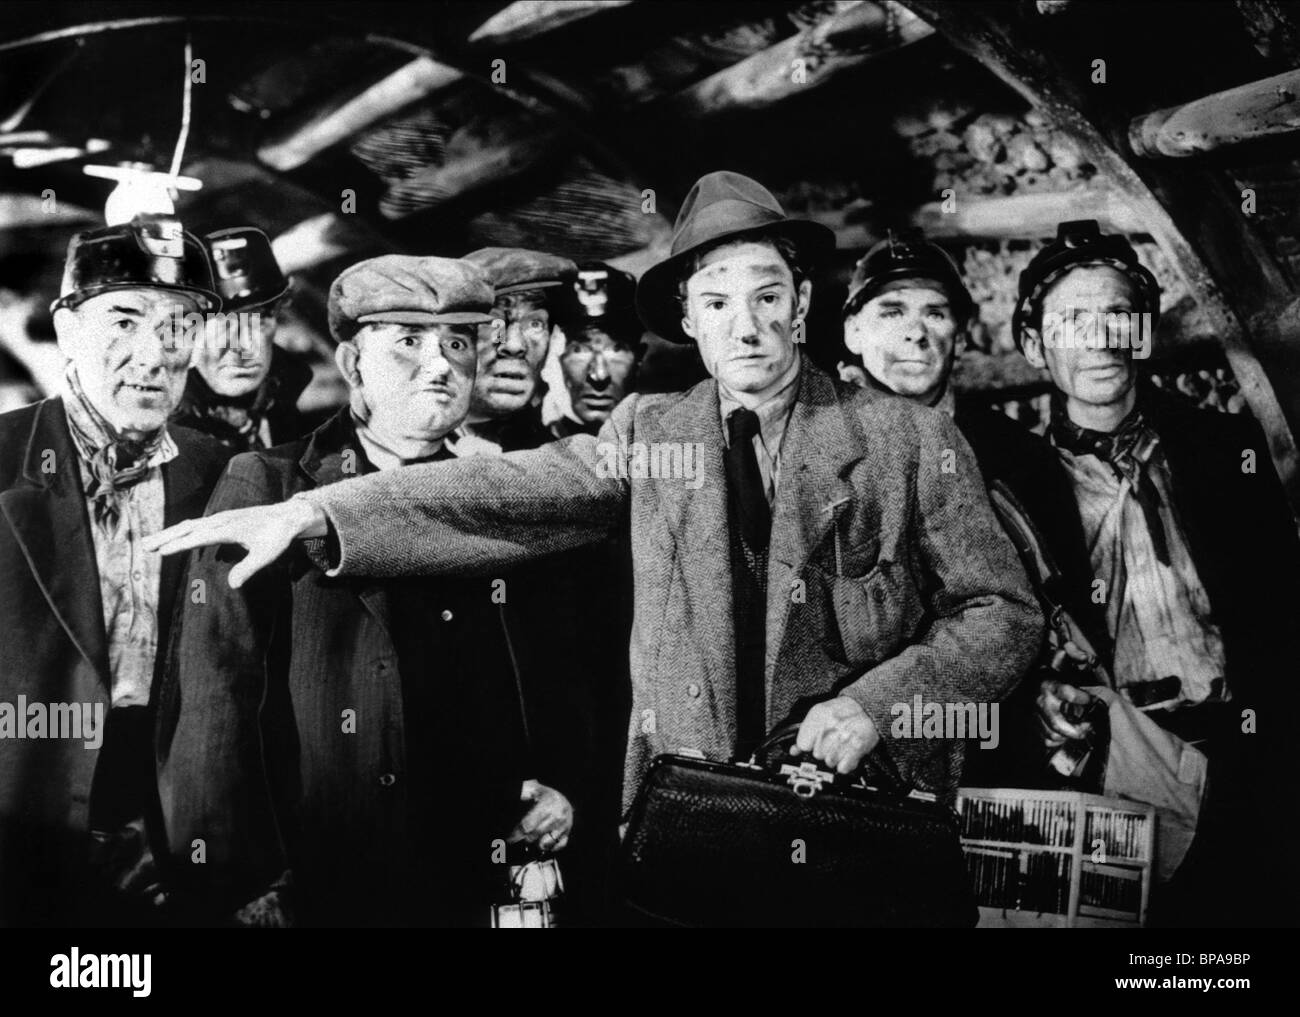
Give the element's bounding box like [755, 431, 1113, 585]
[1010, 221, 1300, 925]
[0, 216, 231, 926]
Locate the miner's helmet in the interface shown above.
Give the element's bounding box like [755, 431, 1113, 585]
[1012, 219, 1160, 349]
[205, 226, 291, 313]
[553, 262, 643, 344]
[843, 230, 973, 324]
[50, 215, 219, 315]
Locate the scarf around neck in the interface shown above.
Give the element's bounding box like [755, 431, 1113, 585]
[62, 365, 177, 528]
[1050, 397, 1170, 566]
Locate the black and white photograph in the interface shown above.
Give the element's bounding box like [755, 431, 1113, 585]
[0, 0, 1296, 995]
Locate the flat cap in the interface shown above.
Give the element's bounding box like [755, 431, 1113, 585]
[327, 255, 495, 344]
[464, 247, 577, 297]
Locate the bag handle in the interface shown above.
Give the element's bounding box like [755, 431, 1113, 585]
[746, 718, 911, 797]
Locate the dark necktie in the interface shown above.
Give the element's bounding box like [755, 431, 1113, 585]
[725, 407, 771, 753]
[725, 408, 771, 550]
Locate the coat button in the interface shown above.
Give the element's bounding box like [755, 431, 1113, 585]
[378, 773, 397, 788]
[871, 585, 885, 604]
[687, 683, 701, 698]
[441, 609, 454, 622]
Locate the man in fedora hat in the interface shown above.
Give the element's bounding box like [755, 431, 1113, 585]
[0, 215, 232, 926]
[158, 255, 577, 926]
[172, 226, 312, 453]
[147, 173, 1041, 913]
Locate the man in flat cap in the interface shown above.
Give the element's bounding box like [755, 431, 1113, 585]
[545, 261, 644, 439]
[158, 255, 578, 926]
[0, 215, 232, 926]
[172, 226, 312, 453]
[149, 172, 1041, 924]
[449, 247, 577, 456]
[1003, 220, 1300, 924]
[452, 246, 624, 920]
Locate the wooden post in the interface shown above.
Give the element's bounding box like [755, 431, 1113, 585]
[1129, 69, 1300, 158]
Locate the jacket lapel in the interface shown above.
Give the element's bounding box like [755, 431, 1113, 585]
[0, 398, 110, 687]
[652, 379, 738, 743]
[298, 410, 393, 640]
[766, 363, 865, 684]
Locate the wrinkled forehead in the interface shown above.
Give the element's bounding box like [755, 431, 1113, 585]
[75, 288, 200, 320]
[1041, 264, 1139, 310]
[686, 240, 792, 294]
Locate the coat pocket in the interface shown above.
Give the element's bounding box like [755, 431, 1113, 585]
[820, 558, 926, 668]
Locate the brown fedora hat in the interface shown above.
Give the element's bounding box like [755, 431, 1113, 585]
[635, 170, 835, 344]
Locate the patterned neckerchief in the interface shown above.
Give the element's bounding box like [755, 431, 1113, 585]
[62, 365, 178, 528]
[1050, 398, 1171, 566]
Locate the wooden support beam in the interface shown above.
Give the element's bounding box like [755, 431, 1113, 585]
[272, 213, 375, 274]
[469, 1, 634, 47]
[380, 117, 562, 219]
[904, 1, 1300, 504]
[1128, 68, 1300, 159]
[258, 57, 463, 172]
[912, 188, 1145, 240]
[0, 193, 96, 228]
[800, 189, 1143, 249]
[669, 1, 934, 116]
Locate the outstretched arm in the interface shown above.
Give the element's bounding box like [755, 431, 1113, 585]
[147, 399, 636, 585]
[299, 427, 628, 580]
